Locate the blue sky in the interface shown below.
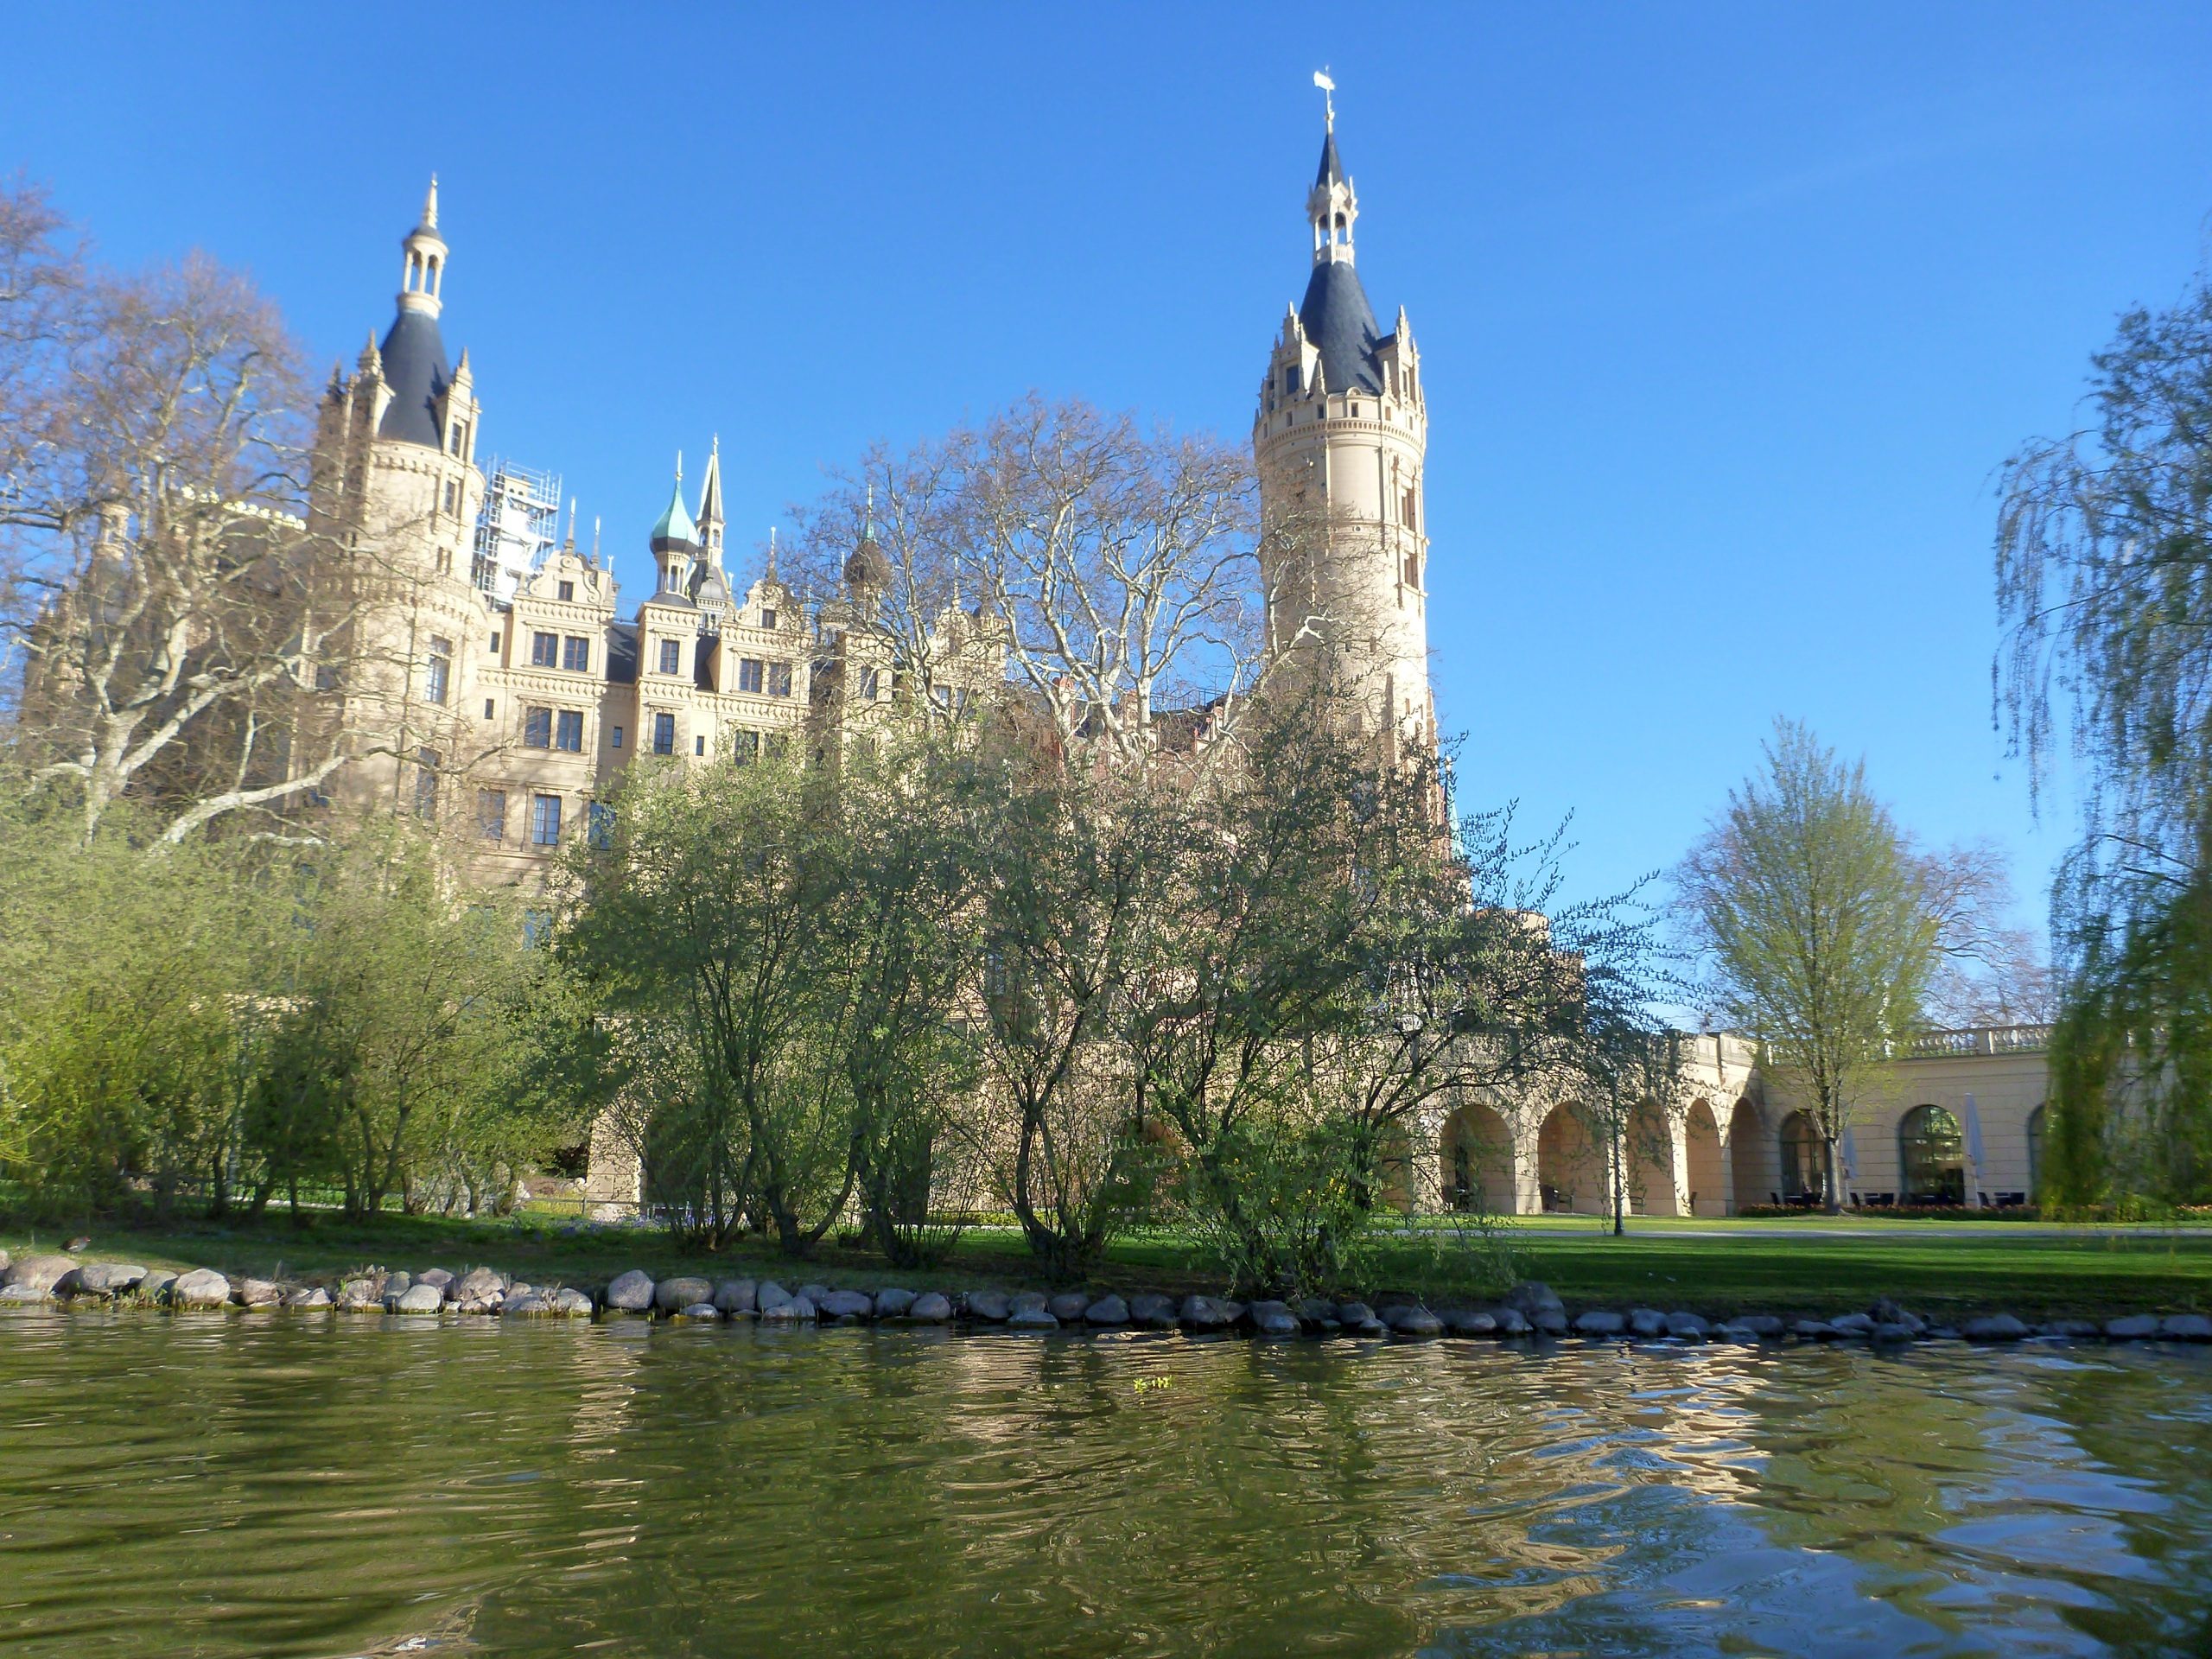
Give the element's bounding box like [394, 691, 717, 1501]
[8, 3, 2212, 919]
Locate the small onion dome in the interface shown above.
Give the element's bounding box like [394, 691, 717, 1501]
[648, 473, 699, 554]
[843, 529, 892, 594]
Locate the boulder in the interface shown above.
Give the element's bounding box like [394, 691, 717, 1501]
[137, 1269, 176, 1301]
[908, 1292, 953, 1324]
[2040, 1319, 2102, 1339]
[1249, 1300, 1301, 1337]
[1298, 1297, 1340, 1331]
[0, 1284, 49, 1304]
[0, 1249, 8, 1273]
[966, 1290, 1011, 1323]
[1179, 1295, 1236, 1332]
[798, 1284, 831, 1307]
[286, 1286, 334, 1310]
[757, 1297, 805, 1323]
[1714, 1320, 1761, 1344]
[392, 1283, 445, 1314]
[1827, 1313, 1875, 1338]
[1504, 1281, 1566, 1319]
[1006, 1306, 1059, 1331]
[1334, 1300, 1377, 1327]
[1871, 1321, 1918, 1343]
[873, 1287, 916, 1319]
[1961, 1313, 2030, 1343]
[1664, 1312, 1708, 1342]
[1382, 1304, 1443, 1338]
[339, 1277, 383, 1311]
[1793, 1319, 1837, 1340]
[416, 1268, 455, 1292]
[789, 1294, 820, 1322]
[550, 1287, 594, 1318]
[652, 1275, 714, 1315]
[1529, 1309, 1568, 1337]
[1127, 1293, 1178, 1330]
[1489, 1307, 1530, 1337]
[2106, 1313, 2160, 1341]
[1047, 1293, 1092, 1324]
[1084, 1294, 1129, 1326]
[0, 1255, 77, 1294]
[678, 1303, 721, 1320]
[75, 1263, 147, 1296]
[1010, 1291, 1051, 1316]
[1443, 1309, 1497, 1338]
[755, 1281, 795, 1313]
[451, 1267, 507, 1306]
[1625, 1307, 1667, 1338]
[817, 1289, 874, 1321]
[234, 1278, 283, 1309]
[168, 1268, 232, 1309]
[714, 1280, 759, 1316]
[501, 1293, 550, 1318]
[2161, 1314, 2212, 1342]
[1868, 1298, 1925, 1333]
[604, 1270, 656, 1313]
[385, 1272, 412, 1300]
[1738, 1315, 1784, 1338]
[1573, 1310, 1626, 1338]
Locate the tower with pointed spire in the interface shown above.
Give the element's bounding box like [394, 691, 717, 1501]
[1254, 83, 1433, 754]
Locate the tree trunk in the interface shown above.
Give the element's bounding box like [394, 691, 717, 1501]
[1822, 1134, 1843, 1216]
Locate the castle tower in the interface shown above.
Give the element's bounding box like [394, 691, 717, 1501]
[648, 454, 701, 597]
[1253, 88, 1433, 752]
[309, 178, 490, 817]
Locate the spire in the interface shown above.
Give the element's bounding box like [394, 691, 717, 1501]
[397, 175, 448, 319]
[564, 496, 576, 551]
[766, 526, 780, 582]
[696, 435, 725, 564]
[591, 514, 601, 568]
[376, 181, 454, 447]
[649, 452, 700, 594]
[1305, 78, 1357, 268]
[420, 175, 439, 232]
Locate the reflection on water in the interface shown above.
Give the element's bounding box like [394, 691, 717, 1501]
[1, 1313, 2208, 1658]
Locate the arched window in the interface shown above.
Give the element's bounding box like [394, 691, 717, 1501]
[1899, 1105, 1965, 1205]
[1778, 1111, 1822, 1201]
[2027, 1104, 2047, 1197]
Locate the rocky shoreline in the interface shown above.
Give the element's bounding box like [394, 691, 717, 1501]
[2, 1250, 2207, 1347]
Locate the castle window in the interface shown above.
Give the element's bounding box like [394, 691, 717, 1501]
[444, 480, 460, 517]
[557, 580, 575, 602]
[652, 712, 676, 754]
[522, 909, 552, 948]
[490, 632, 501, 653]
[563, 635, 590, 672]
[694, 734, 705, 756]
[483, 697, 495, 720]
[522, 706, 552, 748]
[766, 661, 794, 698]
[761, 607, 778, 630]
[610, 725, 624, 749]
[435, 548, 452, 577]
[555, 709, 584, 752]
[530, 793, 562, 847]
[316, 663, 341, 692]
[738, 658, 765, 694]
[764, 733, 789, 760]
[1283, 366, 1300, 395]
[477, 789, 507, 843]
[587, 801, 615, 850]
[531, 631, 558, 667]
[1402, 488, 1418, 531]
[861, 667, 880, 700]
[413, 747, 439, 818]
[658, 638, 681, 677]
[734, 729, 760, 766]
[424, 636, 452, 705]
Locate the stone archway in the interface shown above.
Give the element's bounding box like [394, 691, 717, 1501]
[1625, 1099, 1681, 1216]
[1683, 1099, 1726, 1217]
[1536, 1103, 1608, 1214]
[1440, 1100, 1519, 1215]
[1726, 1098, 1773, 1212]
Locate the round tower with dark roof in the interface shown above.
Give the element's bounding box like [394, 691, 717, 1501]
[1253, 92, 1433, 755]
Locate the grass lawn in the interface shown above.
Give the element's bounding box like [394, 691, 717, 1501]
[9, 1207, 2209, 1322]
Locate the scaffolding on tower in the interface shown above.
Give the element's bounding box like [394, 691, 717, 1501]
[470, 458, 563, 602]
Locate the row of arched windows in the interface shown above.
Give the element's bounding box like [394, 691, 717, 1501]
[1775, 1103, 2046, 1205]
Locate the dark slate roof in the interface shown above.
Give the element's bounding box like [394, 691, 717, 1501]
[694, 634, 717, 689]
[1298, 259, 1383, 395]
[606, 623, 639, 684]
[1316, 130, 1344, 188]
[375, 308, 449, 448]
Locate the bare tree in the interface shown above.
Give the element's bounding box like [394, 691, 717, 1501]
[0, 180, 372, 847]
[792, 396, 1347, 770]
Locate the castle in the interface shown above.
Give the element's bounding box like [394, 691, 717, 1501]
[308, 106, 2052, 1219]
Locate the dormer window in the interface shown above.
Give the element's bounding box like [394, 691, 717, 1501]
[557, 580, 575, 601]
[1283, 366, 1301, 395]
[760, 607, 777, 631]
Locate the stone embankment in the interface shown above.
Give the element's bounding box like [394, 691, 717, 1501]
[2, 1249, 2207, 1346]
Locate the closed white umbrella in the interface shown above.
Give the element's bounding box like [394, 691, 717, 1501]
[1961, 1094, 1986, 1208]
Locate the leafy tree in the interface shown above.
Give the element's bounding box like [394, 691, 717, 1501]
[1676, 721, 1945, 1212]
[1996, 260, 2212, 1204]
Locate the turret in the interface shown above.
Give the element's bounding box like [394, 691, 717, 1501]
[649, 454, 701, 595]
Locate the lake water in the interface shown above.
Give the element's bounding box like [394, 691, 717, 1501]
[2, 1313, 2209, 1657]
